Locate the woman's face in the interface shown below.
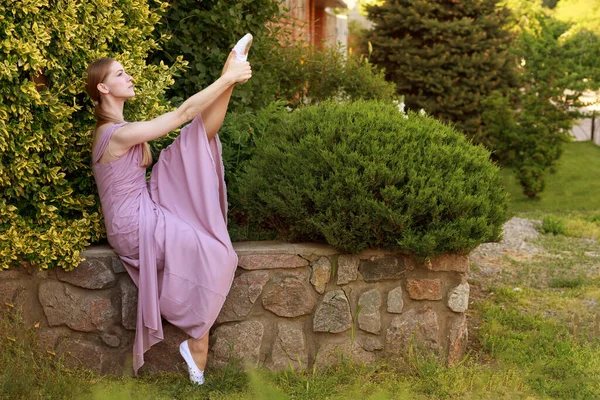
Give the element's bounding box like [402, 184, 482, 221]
[100, 61, 135, 100]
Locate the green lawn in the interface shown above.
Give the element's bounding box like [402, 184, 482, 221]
[501, 141, 600, 213]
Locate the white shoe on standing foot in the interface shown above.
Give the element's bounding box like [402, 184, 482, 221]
[179, 340, 205, 385]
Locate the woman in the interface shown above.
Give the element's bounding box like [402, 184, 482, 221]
[86, 46, 252, 385]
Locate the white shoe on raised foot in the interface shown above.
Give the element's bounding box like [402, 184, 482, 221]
[179, 340, 205, 385]
[233, 33, 253, 63]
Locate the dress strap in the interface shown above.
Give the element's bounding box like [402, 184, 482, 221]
[92, 122, 128, 164]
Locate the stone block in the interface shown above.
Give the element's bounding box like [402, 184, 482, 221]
[310, 257, 331, 294]
[39, 281, 118, 332]
[101, 333, 121, 348]
[447, 314, 468, 365]
[239, 254, 309, 270]
[34, 328, 67, 355]
[387, 285, 404, 314]
[313, 290, 352, 333]
[0, 268, 24, 280]
[112, 257, 126, 274]
[426, 254, 469, 272]
[406, 279, 442, 301]
[0, 280, 26, 305]
[314, 340, 376, 368]
[267, 323, 308, 371]
[57, 338, 115, 373]
[447, 282, 469, 313]
[212, 320, 264, 367]
[358, 289, 381, 334]
[386, 307, 440, 354]
[262, 274, 316, 317]
[217, 270, 270, 323]
[119, 278, 138, 330]
[142, 323, 189, 373]
[358, 256, 407, 282]
[56, 258, 116, 289]
[358, 336, 383, 352]
[337, 255, 359, 285]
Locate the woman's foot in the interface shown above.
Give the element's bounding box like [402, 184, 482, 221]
[233, 33, 253, 63]
[179, 340, 205, 385]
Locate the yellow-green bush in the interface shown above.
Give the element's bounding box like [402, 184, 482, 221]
[0, 0, 184, 270]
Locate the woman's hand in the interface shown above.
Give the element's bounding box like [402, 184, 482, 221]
[222, 50, 252, 84]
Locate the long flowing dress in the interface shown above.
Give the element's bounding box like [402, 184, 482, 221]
[92, 115, 238, 374]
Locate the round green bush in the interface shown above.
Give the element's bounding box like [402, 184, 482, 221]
[236, 100, 509, 257]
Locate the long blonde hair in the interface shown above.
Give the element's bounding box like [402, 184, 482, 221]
[85, 58, 152, 167]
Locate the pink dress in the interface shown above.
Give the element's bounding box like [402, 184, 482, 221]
[92, 115, 238, 374]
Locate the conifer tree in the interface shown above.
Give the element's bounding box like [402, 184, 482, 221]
[364, 0, 518, 138]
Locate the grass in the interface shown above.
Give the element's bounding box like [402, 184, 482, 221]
[501, 141, 600, 213]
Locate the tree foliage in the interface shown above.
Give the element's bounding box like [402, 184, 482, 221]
[0, 0, 184, 269]
[363, 0, 518, 137]
[482, 9, 600, 197]
[150, 0, 396, 112]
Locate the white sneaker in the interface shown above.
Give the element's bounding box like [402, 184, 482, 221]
[233, 33, 253, 63]
[179, 340, 205, 385]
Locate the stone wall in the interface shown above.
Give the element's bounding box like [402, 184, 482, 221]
[0, 242, 469, 375]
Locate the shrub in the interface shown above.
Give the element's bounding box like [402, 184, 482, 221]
[218, 101, 289, 196]
[0, 1, 184, 270]
[540, 216, 566, 235]
[235, 100, 509, 257]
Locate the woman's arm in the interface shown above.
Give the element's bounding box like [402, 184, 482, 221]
[111, 59, 251, 151]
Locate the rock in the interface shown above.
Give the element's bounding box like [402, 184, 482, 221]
[387, 286, 404, 313]
[34, 328, 66, 354]
[262, 274, 316, 317]
[211, 320, 264, 367]
[447, 314, 468, 365]
[406, 279, 442, 301]
[239, 254, 309, 270]
[112, 257, 126, 274]
[38, 281, 119, 332]
[142, 323, 189, 373]
[267, 323, 308, 371]
[358, 256, 408, 282]
[0, 268, 24, 279]
[314, 341, 376, 368]
[119, 278, 138, 330]
[447, 282, 470, 313]
[386, 307, 440, 354]
[101, 333, 121, 348]
[57, 338, 114, 373]
[358, 336, 383, 352]
[0, 280, 26, 305]
[337, 255, 359, 285]
[310, 257, 331, 294]
[471, 217, 542, 257]
[358, 289, 381, 334]
[217, 271, 270, 323]
[426, 254, 469, 273]
[56, 258, 116, 289]
[313, 290, 352, 333]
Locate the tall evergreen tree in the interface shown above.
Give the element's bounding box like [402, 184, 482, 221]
[364, 0, 518, 138]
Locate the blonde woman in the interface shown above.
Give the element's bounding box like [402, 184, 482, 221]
[86, 39, 252, 385]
